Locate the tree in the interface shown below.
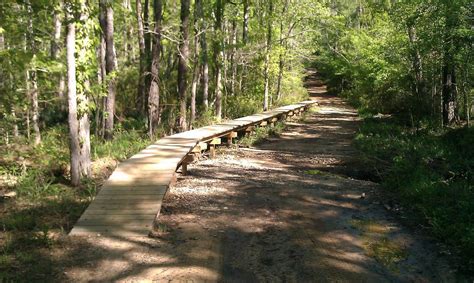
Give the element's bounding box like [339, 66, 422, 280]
[214, 0, 224, 119]
[148, 0, 162, 136]
[177, 0, 190, 131]
[198, 0, 209, 110]
[100, 0, 118, 140]
[136, 0, 147, 113]
[26, 0, 41, 145]
[263, 0, 273, 111]
[66, 1, 91, 186]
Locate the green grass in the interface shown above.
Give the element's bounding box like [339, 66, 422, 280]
[355, 117, 474, 273]
[237, 121, 286, 147]
[0, 125, 152, 281]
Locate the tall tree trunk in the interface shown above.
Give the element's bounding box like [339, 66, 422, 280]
[136, 0, 147, 113]
[276, 0, 288, 101]
[242, 0, 249, 44]
[190, 0, 201, 127]
[442, 60, 457, 125]
[148, 0, 162, 136]
[230, 19, 237, 96]
[66, 2, 91, 186]
[442, 6, 458, 126]
[263, 1, 273, 111]
[51, 1, 62, 59]
[52, 0, 66, 109]
[12, 109, 19, 138]
[30, 72, 41, 145]
[27, 0, 41, 145]
[407, 23, 428, 117]
[144, 0, 151, 95]
[214, 0, 224, 119]
[100, 0, 118, 140]
[178, 0, 190, 131]
[99, 35, 107, 137]
[197, 0, 209, 110]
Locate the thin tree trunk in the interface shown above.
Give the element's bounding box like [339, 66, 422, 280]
[230, 19, 237, 96]
[52, 0, 66, 109]
[214, 0, 224, 119]
[197, 0, 209, 110]
[190, 0, 201, 127]
[242, 0, 249, 44]
[31, 72, 41, 145]
[26, 0, 41, 145]
[12, 109, 19, 138]
[136, 0, 147, 114]
[66, 2, 91, 186]
[51, 1, 62, 59]
[263, 1, 273, 111]
[276, 1, 288, 101]
[144, 0, 151, 94]
[99, 35, 107, 137]
[148, 0, 162, 136]
[178, 0, 190, 131]
[442, 62, 457, 125]
[100, 0, 118, 140]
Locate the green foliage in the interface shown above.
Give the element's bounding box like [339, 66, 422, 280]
[238, 121, 286, 147]
[315, 0, 473, 122]
[355, 117, 474, 272]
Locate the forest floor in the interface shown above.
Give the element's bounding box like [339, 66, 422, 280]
[59, 71, 456, 282]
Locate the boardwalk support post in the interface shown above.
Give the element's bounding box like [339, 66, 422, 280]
[181, 154, 196, 176]
[226, 131, 238, 146]
[209, 138, 221, 159]
[269, 117, 278, 127]
[245, 126, 254, 137]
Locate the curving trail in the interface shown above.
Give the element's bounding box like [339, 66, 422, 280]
[61, 70, 453, 282]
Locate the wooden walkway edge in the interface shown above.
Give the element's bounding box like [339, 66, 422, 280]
[69, 100, 316, 237]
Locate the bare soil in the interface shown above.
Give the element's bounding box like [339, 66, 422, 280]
[60, 71, 454, 282]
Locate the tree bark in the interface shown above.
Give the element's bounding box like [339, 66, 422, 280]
[190, 0, 201, 127]
[442, 61, 457, 125]
[66, 2, 91, 186]
[276, 0, 288, 101]
[441, 6, 458, 126]
[136, 0, 147, 114]
[230, 19, 237, 96]
[26, 0, 41, 145]
[242, 0, 249, 45]
[148, 0, 162, 136]
[144, 0, 151, 94]
[263, 1, 273, 111]
[100, 0, 118, 140]
[214, 0, 224, 119]
[12, 109, 19, 138]
[178, 0, 190, 131]
[52, 0, 66, 109]
[197, 0, 209, 110]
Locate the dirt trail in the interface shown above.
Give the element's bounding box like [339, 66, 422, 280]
[62, 71, 453, 282]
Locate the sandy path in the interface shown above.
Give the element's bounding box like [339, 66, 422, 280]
[61, 71, 453, 282]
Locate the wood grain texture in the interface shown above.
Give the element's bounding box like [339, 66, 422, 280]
[69, 100, 316, 237]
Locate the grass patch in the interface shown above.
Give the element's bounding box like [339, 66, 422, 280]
[0, 126, 151, 281]
[365, 238, 407, 269]
[238, 121, 286, 147]
[351, 219, 407, 271]
[354, 117, 474, 273]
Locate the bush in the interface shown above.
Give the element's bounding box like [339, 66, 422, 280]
[355, 118, 474, 273]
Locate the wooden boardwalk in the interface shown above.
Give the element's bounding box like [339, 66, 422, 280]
[70, 101, 316, 237]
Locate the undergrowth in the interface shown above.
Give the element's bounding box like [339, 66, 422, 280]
[0, 126, 150, 281]
[354, 117, 474, 274]
[238, 121, 286, 147]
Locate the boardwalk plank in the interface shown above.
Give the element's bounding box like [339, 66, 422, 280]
[69, 100, 316, 237]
